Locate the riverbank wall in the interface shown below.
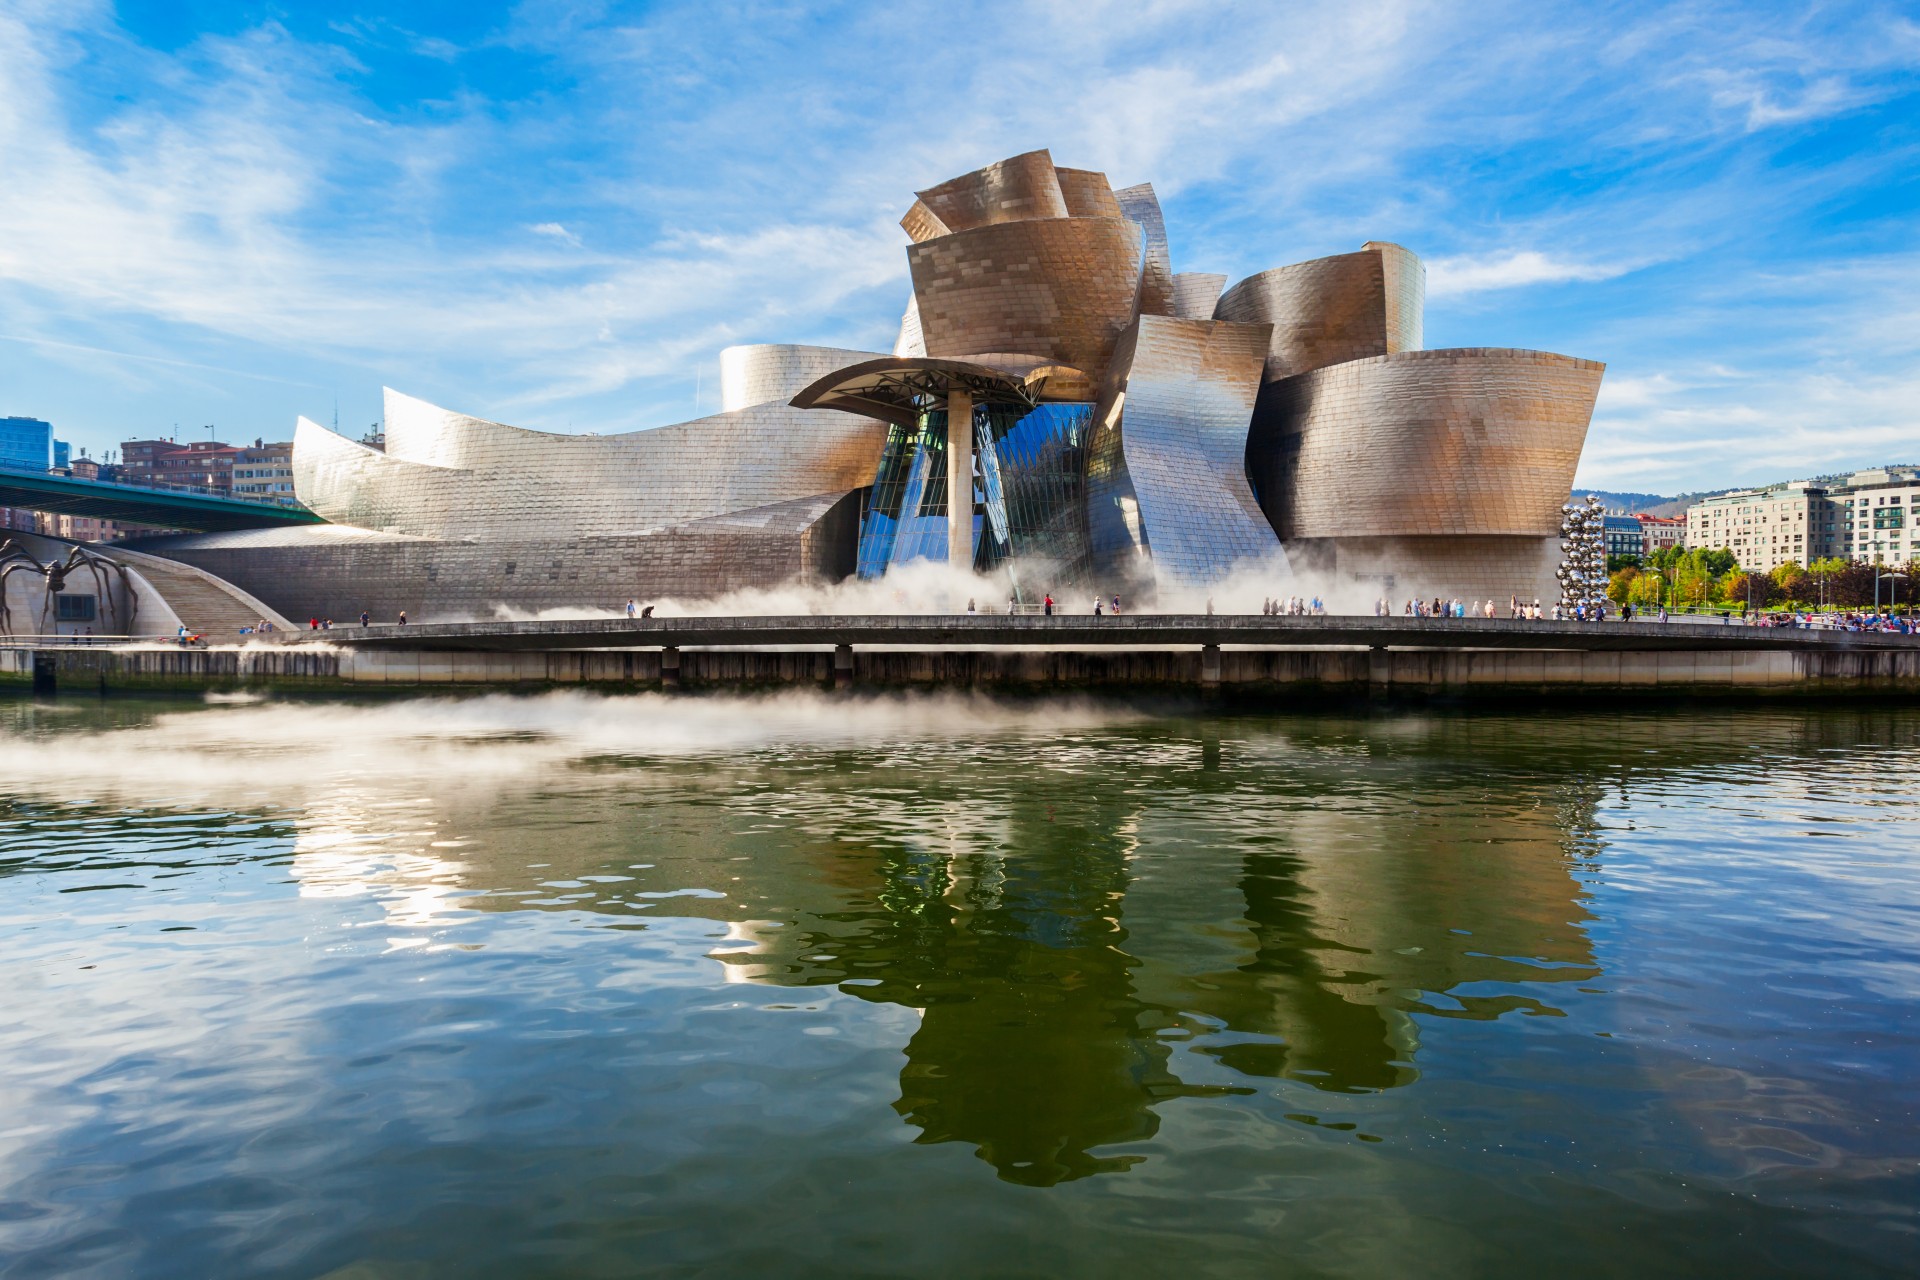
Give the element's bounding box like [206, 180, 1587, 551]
[7, 644, 1920, 699]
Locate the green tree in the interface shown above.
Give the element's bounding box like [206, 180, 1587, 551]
[1772, 560, 1813, 605]
[1626, 572, 1665, 607]
[1607, 565, 1639, 603]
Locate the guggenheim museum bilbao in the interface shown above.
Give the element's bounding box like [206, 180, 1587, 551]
[128, 150, 1604, 619]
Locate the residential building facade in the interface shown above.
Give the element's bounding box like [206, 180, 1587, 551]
[1637, 514, 1684, 558]
[1685, 467, 1920, 571]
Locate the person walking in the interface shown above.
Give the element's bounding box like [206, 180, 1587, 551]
[1043, 593, 1054, 616]
[360, 610, 370, 627]
[1206, 597, 1214, 616]
[1093, 597, 1102, 616]
[1007, 595, 1017, 616]
[1112, 595, 1122, 616]
[398, 610, 408, 626]
[967, 597, 977, 614]
[626, 599, 637, 618]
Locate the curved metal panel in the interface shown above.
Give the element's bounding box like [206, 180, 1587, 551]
[719, 344, 888, 411]
[1054, 167, 1122, 220]
[907, 216, 1146, 384]
[1169, 272, 1227, 320]
[915, 150, 1068, 232]
[296, 396, 887, 543]
[1085, 316, 1285, 586]
[1245, 347, 1604, 539]
[292, 415, 468, 536]
[1214, 243, 1426, 381]
[1114, 182, 1173, 317]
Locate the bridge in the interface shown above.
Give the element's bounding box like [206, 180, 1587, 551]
[282, 613, 1920, 654]
[0, 464, 325, 533]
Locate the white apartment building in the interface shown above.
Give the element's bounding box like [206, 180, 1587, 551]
[1835, 469, 1920, 564]
[1686, 466, 1920, 571]
[1687, 482, 1837, 573]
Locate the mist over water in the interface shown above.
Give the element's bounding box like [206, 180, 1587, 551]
[477, 550, 1380, 621]
[2, 693, 1917, 1277]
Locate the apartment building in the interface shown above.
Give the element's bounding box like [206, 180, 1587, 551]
[1687, 482, 1839, 573]
[233, 439, 295, 497]
[1833, 468, 1920, 564]
[1637, 514, 1684, 557]
[1687, 466, 1920, 570]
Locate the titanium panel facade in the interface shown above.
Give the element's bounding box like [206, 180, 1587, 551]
[1169, 273, 1227, 320]
[1214, 242, 1425, 381]
[914, 150, 1069, 233]
[1245, 348, 1603, 539]
[908, 217, 1146, 385]
[719, 344, 887, 412]
[1113, 182, 1174, 318]
[1085, 316, 1285, 587]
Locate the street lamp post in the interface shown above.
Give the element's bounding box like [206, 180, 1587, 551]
[1874, 570, 1907, 616]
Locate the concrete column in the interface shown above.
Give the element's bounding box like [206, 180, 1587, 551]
[660, 645, 681, 691]
[1199, 643, 1221, 697]
[1368, 645, 1389, 698]
[833, 643, 853, 691]
[946, 388, 974, 573]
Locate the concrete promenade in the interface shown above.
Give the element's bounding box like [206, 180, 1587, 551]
[276, 613, 1920, 654]
[8, 613, 1920, 698]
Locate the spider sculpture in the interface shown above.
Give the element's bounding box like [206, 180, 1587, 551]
[0, 540, 138, 637]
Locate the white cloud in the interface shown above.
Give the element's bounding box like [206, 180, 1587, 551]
[529, 222, 582, 246]
[1426, 251, 1633, 297]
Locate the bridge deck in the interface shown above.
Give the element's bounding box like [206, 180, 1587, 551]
[0, 464, 324, 532]
[278, 614, 1920, 654]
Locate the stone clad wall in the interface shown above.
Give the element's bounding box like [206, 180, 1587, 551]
[126, 491, 864, 625]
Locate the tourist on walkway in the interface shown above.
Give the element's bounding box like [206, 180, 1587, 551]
[360, 610, 370, 627]
[1043, 594, 1054, 616]
[1007, 596, 1017, 615]
[398, 611, 408, 626]
[967, 598, 977, 614]
[1093, 597, 1102, 616]
[626, 599, 637, 618]
[1112, 595, 1122, 616]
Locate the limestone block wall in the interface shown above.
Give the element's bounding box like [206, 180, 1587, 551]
[1283, 534, 1561, 607]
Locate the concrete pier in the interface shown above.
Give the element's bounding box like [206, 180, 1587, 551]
[7, 639, 1920, 699]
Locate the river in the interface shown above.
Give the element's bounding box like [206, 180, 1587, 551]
[1, 692, 1915, 1277]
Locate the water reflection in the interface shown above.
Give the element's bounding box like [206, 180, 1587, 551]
[0, 698, 1910, 1197]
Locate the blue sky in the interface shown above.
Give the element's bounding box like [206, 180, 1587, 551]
[1, 0, 1916, 492]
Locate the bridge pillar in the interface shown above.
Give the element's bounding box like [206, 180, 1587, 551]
[31, 650, 55, 697]
[1368, 645, 1389, 697]
[1199, 643, 1221, 697]
[833, 643, 853, 691]
[660, 645, 681, 691]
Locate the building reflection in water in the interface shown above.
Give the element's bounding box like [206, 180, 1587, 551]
[272, 714, 1643, 1184]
